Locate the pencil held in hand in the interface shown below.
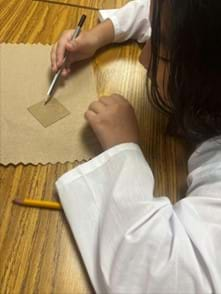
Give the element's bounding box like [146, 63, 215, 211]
[45, 14, 87, 104]
[13, 198, 62, 210]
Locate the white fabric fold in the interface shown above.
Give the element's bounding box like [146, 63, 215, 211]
[98, 0, 151, 43]
[56, 138, 221, 293]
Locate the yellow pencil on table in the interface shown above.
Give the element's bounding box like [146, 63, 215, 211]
[13, 198, 62, 210]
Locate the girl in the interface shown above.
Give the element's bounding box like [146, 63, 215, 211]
[51, 0, 221, 293]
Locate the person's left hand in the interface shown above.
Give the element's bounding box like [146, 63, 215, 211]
[84, 94, 139, 150]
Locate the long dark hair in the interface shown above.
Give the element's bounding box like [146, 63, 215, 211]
[148, 0, 221, 143]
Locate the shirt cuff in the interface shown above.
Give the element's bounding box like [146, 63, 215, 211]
[98, 0, 151, 43]
[57, 143, 140, 184]
[98, 10, 121, 42]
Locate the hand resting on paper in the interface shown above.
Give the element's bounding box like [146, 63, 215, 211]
[84, 94, 139, 150]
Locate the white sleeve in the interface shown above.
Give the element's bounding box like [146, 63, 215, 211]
[172, 136, 221, 293]
[55, 142, 220, 293]
[98, 0, 151, 43]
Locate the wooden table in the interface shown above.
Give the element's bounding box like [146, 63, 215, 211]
[0, 0, 190, 293]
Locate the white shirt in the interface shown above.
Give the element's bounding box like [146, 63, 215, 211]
[56, 1, 221, 293]
[98, 0, 151, 43]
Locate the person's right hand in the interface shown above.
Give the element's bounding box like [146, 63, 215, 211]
[51, 30, 99, 77]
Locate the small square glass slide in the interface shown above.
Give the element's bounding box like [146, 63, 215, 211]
[28, 99, 70, 128]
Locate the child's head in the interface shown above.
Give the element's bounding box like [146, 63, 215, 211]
[142, 0, 221, 143]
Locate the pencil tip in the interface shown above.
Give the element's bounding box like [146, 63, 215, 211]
[44, 94, 51, 105]
[13, 199, 23, 205]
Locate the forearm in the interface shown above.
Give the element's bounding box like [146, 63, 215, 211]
[88, 0, 151, 51]
[89, 19, 115, 50]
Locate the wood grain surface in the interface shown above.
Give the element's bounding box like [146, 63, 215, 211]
[35, 0, 129, 10]
[0, 0, 190, 293]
